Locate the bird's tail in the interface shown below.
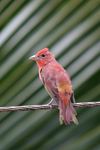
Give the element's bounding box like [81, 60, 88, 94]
[59, 100, 78, 125]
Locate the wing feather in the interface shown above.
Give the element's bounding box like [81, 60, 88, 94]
[40, 68, 59, 104]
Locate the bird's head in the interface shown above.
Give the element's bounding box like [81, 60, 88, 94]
[29, 48, 55, 68]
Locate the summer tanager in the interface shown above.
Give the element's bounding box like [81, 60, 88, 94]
[29, 48, 78, 125]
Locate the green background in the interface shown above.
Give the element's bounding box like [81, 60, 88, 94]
[0, 0, 100, 150]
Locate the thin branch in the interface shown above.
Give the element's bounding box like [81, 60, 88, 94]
[0, 102, 100, 112]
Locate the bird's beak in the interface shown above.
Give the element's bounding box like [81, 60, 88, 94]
[29, 55, 39, 61]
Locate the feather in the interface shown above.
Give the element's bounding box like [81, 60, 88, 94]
[30, 48, 78, 125]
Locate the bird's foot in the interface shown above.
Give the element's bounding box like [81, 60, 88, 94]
[47, 99, 53, 109]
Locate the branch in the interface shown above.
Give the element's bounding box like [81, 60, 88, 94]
[0, 102, 100, 112]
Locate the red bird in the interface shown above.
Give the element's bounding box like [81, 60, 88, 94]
[29, 48, 78, 125]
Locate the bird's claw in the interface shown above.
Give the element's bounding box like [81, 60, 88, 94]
[47, 99, 53, 109]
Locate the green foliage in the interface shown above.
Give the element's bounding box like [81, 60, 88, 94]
[0, 0, 99, 149]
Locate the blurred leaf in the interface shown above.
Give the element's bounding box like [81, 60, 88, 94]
[0, 0, 100, 150]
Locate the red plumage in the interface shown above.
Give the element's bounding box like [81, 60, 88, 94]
[29, 48, 78, 125]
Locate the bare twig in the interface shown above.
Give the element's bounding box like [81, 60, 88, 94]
[0, 102, 100, 112]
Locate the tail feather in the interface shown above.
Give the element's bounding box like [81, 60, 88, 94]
[59, 100, 67, 125]
[59, 100, 78, 125]
[69, 101, 77, 115]
[62, 103, 67, 125]
[66, 104, 71, 124]
[69, 101, 78, 125]
[71, 113, 78, 125]
[59, 100, 63, 124]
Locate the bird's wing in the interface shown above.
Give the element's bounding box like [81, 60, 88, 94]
[40, 68, 59, 104]
[39, 61, 73, 104]
[39, 65, 78, 125]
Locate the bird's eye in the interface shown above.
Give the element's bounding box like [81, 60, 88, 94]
[41, 54, 45, 57]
